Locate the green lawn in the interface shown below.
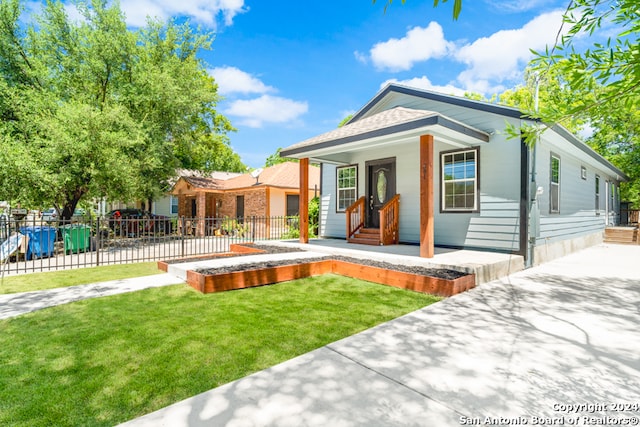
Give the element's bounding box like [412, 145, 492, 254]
[0, 275, 440, 427]
[0, 263, 162, 294]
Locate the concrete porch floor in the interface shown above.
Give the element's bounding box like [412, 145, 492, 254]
[257, 238, 525, 285]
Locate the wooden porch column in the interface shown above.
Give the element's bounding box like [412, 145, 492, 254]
[196, 191, 206, 236]
[299, 158, 309, 243]
[420, 135, 434, 258]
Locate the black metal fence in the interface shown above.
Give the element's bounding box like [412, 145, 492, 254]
[0, 215, 300, 276]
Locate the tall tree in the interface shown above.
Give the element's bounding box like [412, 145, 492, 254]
[265, 147, 296, 167]
[0, 0, 238, 220]
[531, 0, 639, 127]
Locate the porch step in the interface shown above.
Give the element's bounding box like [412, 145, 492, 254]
[348, 228, 381, 246]
[604, 227, 638, 244]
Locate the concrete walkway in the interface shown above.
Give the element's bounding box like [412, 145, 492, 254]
[118, 243, 640, 426]
[0, 273, 184, 320]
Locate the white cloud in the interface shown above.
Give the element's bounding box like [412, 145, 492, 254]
[225, 95, 308, 128]
[381, 77, 467, 97]
[454, 10, 564, 91]
[209, 66, 274, 96]
[353, 51, 368, 65]
[120, 0, 246, 28]
[369, 22, 452, 71]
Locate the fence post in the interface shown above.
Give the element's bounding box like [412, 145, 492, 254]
[96, 217, 101, 267]
[252, 216, 256, 243]
[180, 216, 185, 258]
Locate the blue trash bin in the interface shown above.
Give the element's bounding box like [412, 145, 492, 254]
[19, 226, 57, 260]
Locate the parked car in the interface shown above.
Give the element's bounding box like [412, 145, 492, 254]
[106, 209, 172, 236]
[41, 208, 58, 223]
[42, 208, 87, 224]
[71, 208, 87, 222]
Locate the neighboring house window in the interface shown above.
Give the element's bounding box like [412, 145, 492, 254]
[550, 154, 560, 213]
[336, 165, 357, 212]
[441, 148, 478, 212]
[286, 194, 299, 217]
[595, 175, 600, 215]
[236, 195, 245, 220]
[170, 196, 178, 215]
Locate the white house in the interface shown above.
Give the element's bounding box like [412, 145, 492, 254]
[280, 84, 627, 266]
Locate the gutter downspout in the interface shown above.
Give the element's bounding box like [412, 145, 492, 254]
[527, 74, 541, 268]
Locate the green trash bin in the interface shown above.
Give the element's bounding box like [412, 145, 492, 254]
[60, 224, 91, 254]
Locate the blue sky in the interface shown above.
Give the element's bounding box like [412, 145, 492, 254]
[35, 0, 572, 168]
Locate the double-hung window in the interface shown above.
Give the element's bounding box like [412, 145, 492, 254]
[441, 148, 478, 212]
[550, 154, 560, 213]
[336, 165, 357, 212]
[170, 196, 179, 215]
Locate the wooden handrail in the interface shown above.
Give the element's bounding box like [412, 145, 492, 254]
[346, 196, 366, 239]
[379, 194, 400, 245]
[623, 209, 639, 225]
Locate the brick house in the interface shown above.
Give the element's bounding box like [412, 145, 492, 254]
[171, 162, 320, 236]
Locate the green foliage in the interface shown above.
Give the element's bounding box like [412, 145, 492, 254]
[220, 216, 249, 236]
[338, 114, 353, 127]
[373, 0, 462, 20]
[0, 0, 239, 219]
[584, 97, 640, 207]
[279, 217, 300, 239]
[308, 195, 320, 236]
[528, 0, 639, 202]
[280, 196, 320, 239]
[265, 147, 296, 167]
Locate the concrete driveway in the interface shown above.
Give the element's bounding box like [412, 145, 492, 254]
[120, 243, 640, 426]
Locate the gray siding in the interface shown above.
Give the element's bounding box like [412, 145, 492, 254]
[320, 115, 523, 252]
[320, 164, 343, 238]
[318, 89, 623, 254]
[433, 128, 521, 251]
[534, 135, 618, 245]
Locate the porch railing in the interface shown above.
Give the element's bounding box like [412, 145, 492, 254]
[621, 209, 639, 225]
[379, 194, 400, 245]
[346, 196, 366, 240]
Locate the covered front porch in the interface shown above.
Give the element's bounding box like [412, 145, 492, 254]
[283, 107, 490, 258]
[171, 177, 225, 236]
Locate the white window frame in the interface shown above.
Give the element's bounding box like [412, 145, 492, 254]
[336, 165, 358, 212]
[441, 147, 479, 213]
[550, 153, 560, 214]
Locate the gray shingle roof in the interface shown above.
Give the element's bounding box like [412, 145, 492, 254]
[284, 107, 438, 153]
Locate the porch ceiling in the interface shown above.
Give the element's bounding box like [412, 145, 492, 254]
[281, 107, 490, 162]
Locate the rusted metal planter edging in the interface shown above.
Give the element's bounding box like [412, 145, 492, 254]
[182, 257, 475, 297]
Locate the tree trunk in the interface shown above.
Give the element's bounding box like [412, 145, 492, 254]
[60, 192, 84, 223]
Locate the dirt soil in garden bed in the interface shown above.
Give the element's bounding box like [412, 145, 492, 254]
[196, 255, 468, 281]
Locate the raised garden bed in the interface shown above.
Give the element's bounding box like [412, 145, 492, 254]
[182, 245, 475, 297]
[157, 243, 299, 271]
